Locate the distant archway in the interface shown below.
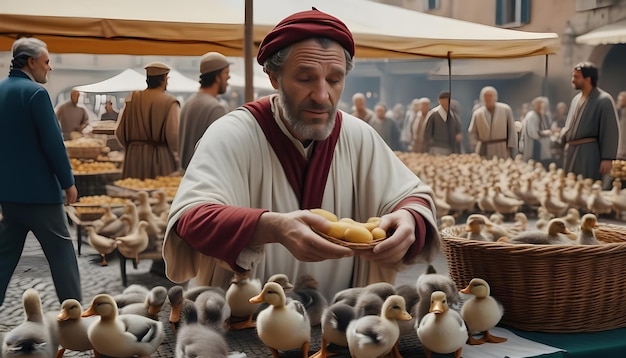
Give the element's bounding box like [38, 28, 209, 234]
[589, 44, 626, 98]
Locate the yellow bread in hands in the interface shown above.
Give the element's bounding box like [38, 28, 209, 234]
[310, 208, 339, 222]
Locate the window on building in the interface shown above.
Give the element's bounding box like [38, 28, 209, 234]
[424, 0, 440, 10]
[496, 0, 531, 27]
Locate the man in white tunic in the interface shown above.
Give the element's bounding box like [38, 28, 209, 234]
[162, 8, 440, 300]
[468, 86, 517, 159]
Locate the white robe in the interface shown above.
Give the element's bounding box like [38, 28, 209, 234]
[468, 103, 517, 159]
[162, 95, 440, 300]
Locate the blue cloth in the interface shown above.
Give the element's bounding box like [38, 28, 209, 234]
[0, 69, 74, 204]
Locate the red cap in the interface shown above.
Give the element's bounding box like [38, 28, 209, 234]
[257, 8, 355, 65]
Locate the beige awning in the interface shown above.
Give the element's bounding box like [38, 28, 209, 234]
[576, 19, 626, 46]
[428, 57, 545, 80]
[0, 0, 559, 59]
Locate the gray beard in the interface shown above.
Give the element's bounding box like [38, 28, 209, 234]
[277, 87, 336, 142]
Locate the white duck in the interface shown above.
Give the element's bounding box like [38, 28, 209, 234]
[151, 189, 170, 217]
[86, 226, 117, 266]
[82, 293, 165, 358]
[249, 282, 311, 358]
[346, 295, 412, 358]
[55, 299, 98, 357]
[2, 289, 58, 358]
[175, 304, 229, 358]
[416, 291, 468, 358]
[115, 220, 150, 265]
[225, 271, 262, 330]
[577, 213, 600, 245]
[460, 278, 507, 345]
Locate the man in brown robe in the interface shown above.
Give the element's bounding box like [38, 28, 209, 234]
[115, 62, 180, 179]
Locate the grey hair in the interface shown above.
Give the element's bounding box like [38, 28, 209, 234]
[480, 86, 498, 102]
[262, 37, 354, 77]
[11, 37, 48, 69]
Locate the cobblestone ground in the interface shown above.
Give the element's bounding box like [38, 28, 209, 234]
[0, 223, 441, 358]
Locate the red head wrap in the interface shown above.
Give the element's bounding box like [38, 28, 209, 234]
[257, 7, 355, 65]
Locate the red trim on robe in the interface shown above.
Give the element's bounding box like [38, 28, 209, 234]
[243, 97, 342, 209]
[174, 204, 267, 272]
[393, 197, 431, 262]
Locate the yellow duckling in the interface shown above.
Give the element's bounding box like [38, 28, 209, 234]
[82, 293, 165, 358]
[460, 278, 507, 345]
[226, 271, 262, 330]
[577, 213, 600, 245]
[464, 216, 489, 242]
[55, 299, 98, 357]
[249, 282, 311, 358]
[2, 289, 58, 358]
[416, 291, 468, 358]
[346, 295, 412, 358]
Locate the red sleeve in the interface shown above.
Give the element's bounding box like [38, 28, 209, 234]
[174, 203, 268, 272]
[393, 197, 433, 262]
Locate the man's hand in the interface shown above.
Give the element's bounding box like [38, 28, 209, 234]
[358, 209, 416, 264]
[252, 210, 354, 262]
[600, 160, 613, 175]
[64, 185, 78, 205]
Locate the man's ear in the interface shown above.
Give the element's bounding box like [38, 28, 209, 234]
[27, 56, 36, 69]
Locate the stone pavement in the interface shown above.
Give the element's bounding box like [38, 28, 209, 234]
[0, 222, 446, 358]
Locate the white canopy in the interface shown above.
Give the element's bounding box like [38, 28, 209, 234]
[428, 57, 545, 80]
[576, 19, 626, 46]
[0, 0, 559, 59]
[73, 68, 275, 93]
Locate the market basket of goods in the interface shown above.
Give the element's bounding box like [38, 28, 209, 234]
[309, 209, 388, 250]
[64, 137, 108, 159]
[611, 160, 626, 181]
[441, 223, 626, 333]
[70, 195, 130, 221]
[108, 176, 181, 199]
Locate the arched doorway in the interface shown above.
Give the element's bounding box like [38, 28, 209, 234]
[589, 43, 626, 98]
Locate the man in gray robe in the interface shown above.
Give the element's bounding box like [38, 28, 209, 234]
[560, 62, 618, 183]
[468, 86, 517, 159]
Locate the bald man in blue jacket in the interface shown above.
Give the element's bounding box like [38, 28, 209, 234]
[0, 37, 82, 306]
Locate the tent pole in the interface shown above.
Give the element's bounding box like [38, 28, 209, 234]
[244, 0, 254, 103]
[542, 54, 549, 97]
[447, 52, 452, 97]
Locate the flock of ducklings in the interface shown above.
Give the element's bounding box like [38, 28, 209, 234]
[2, 268, 509, 358]
[396, 152, 626, 221]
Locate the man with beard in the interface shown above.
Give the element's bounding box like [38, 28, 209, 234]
[179, 52, 232, 170]
[162, 8, 439, 299]
[560, 62, 618, 183]
[115, 61, 180, 179]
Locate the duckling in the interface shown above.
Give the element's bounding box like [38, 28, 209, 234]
[151, 189, 170, 217]
[541, 184, 569, 217]
[115, 220, 150, 265]
[506, 212, 528, 236]
[460, 278, 507, 345]
[96, 212, 132, 238]
[288, 274, 328, 327]
[183, 285, 226, 302]
[119, 285, 168, 320]
[267, 273, 294, 294]
[577, 213, 600, 245]
[415, 265, 461, 323]
[587, 184, 614, 216]
[416, 291, 468, 358]
[82, 294, 165, 358]
[167, 285, 196, 334]
[226, 272, 262, 330]
[477, 186, 496, 213]
[353, 292, 384, 318]
[535, 206, 555, 231]
[464, 216, 489, 242]
[394, 282, 420, 337]
[2, 289, 58, 358]
[86, 226, 117, 266]
[493, 186, 524, 214]
[310, 301, 355, 358]
[501, 218, 572, 245]
[331, 287, 364, 306]
[195, 289, 231, 334]
[175, 304, 228, 358]
[438, 215, 456, 231]
[55, 299, 98, 357]
[466, 214, 508, 241]
[249, 282, 311, 358]
[113, 284, 150, 308]
[363, 282, 396, 302]
[346, 295, 412, 358]
[488, 213, 504, 225]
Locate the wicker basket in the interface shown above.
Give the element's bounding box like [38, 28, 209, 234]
[315, 229, 387, 250]
[441, 224, 626, 333]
